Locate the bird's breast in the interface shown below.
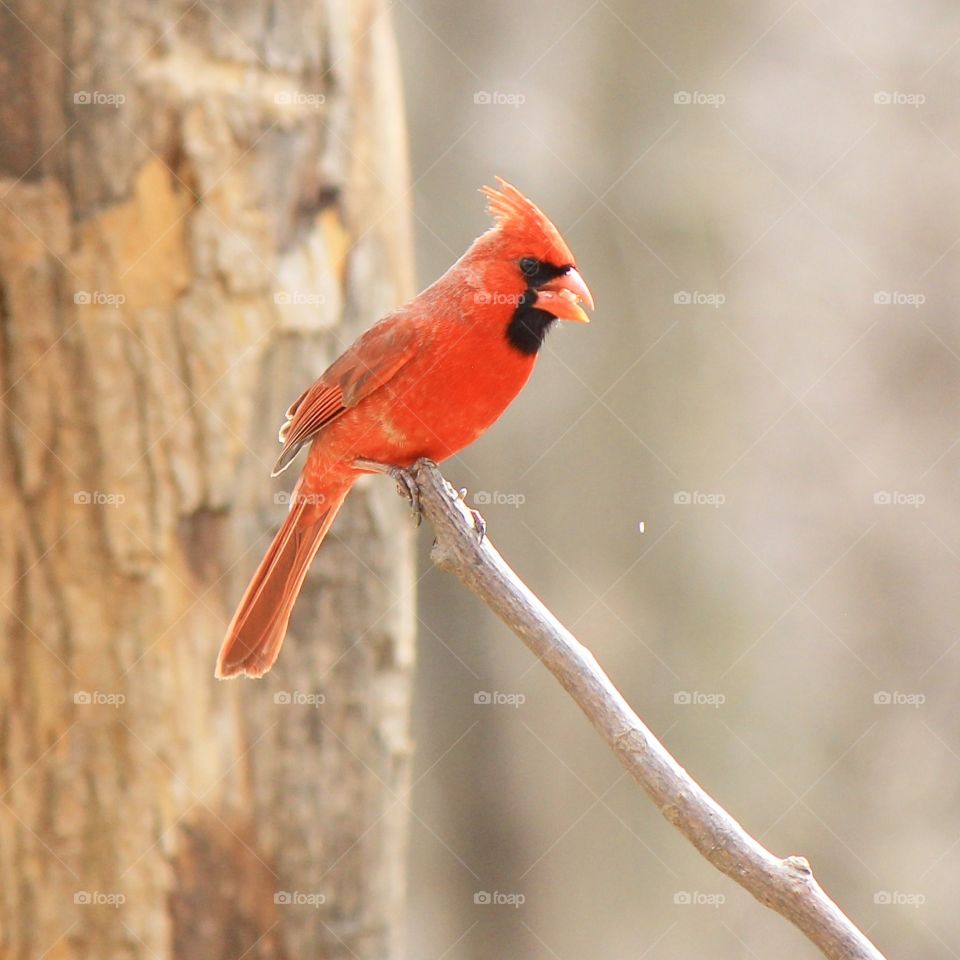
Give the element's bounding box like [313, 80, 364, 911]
[349, 326, 536, 465]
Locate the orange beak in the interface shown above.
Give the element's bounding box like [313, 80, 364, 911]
[535, 268, 594, 324]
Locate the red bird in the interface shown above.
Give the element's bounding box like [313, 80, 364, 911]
[216, 178, 594, 679]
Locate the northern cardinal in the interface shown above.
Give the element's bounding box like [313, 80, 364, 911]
[216, 178, 593, 678]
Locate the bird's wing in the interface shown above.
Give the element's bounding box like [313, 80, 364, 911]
[272, 317, 420, 476]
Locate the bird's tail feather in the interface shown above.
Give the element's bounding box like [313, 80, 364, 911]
[216, 489, 348, 679]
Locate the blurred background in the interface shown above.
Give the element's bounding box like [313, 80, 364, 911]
[1, 1, 956, 957]
[396, 1, 960, 957]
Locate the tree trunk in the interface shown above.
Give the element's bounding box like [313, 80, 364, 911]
[0, 2, 416, 958]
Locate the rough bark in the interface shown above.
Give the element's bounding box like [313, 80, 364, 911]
[0, 2, 415, 958]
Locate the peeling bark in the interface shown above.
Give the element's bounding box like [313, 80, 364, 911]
[0, 2, 415, 958]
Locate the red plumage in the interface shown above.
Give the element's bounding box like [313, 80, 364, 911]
[217, 178, 593, 679]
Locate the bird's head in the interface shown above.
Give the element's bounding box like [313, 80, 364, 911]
[469, 178, 594, 355]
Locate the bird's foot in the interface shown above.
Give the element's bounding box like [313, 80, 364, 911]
[447, 483, 487, 544]
[469, 509, 487, 544]
[354, 458, 422, 525]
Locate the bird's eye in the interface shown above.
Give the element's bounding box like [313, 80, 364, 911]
[519, 257, 540, 277]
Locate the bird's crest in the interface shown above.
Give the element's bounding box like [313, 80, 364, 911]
[480, 177, 575, 265]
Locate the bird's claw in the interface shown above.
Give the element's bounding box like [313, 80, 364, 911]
[353, 458, 422, 525]
[354, 458, 483, 538]
[448, 482, 485, 542]
[395, 469, 422, 525]
[469, 509, 486, 543]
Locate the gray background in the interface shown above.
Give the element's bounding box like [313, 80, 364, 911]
[395, 1, 960, 957]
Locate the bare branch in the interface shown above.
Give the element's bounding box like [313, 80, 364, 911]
[406, 458, 886, 960]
